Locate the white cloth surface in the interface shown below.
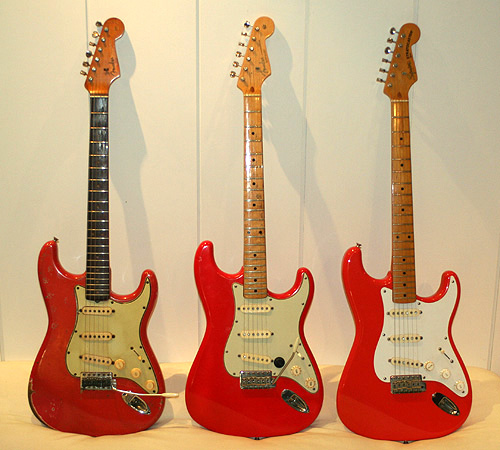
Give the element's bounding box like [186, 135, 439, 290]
[1, 362, 499, 449]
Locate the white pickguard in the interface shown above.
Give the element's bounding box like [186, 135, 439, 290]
[373, 276, 468, 396]
[224, 273, 319, 393]
[66, 278, 160, 393]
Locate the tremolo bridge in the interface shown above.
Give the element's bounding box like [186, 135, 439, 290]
[390, 374, 426, 394]
[80, 372, 115, 390]
[240, 370, 274, 389]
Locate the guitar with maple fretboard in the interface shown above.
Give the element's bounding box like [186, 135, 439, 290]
[336, 23, 472, 441]
[185, 17, 323, 438]
[28, 18, 169, 436]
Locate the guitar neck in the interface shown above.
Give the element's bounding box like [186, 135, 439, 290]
[391, 99, 416, 304]
[86, 95, 110, 302]
[243, 93, 268, 298]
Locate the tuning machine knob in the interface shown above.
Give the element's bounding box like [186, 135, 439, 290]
[232, 61, 241, 68]
[85, 50, 93, 58]
[82, 61, 90, 67]
[92, 31, 99, 38]
[390, 27, 399, 35]
[376, 77, 385, 83]
[384, 46, 392, 54]
[89, 41, 97, 47]
[381, 58, 391, 64]
[229, 71, 237, 78]
[95, 21, 103, 27]
[387, 38, 395, 44]
[379, 68, 388, 73]
[80, 70, 87, 76]
[244, 21, 251, 28]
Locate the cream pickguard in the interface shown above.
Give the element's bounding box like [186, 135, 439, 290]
[373, 276, 469, 396]
[66, 278, 160, 393]
[223, 273, 319, 393]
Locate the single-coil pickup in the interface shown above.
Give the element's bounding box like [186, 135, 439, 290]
[389, 357, 423, 368]
[387, 334, 423, 343]
[80, 332, 113, 341]
[239, 353, 271, 364]
[80, 354, 113, 366]
[81, 306, 113, 316]
[239, 330, 272, 339]
[388, 308, 422, 317]
[240, 304, 271, 313]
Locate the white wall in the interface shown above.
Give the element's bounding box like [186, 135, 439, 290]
[1, 0, 499, 375]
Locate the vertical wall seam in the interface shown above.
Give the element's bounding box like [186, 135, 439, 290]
[487, 233, 500, 370]
[299, 0, 311, 268]
[195, 0, 202, 343]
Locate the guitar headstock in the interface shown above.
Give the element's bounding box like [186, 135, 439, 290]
[82, 18, 125, 95]
[230, 17, 275, 94]
[377, 23, 420, 100]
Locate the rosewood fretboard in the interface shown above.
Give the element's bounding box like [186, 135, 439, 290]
[391, 99, 416, 304]
[243, 94, 268, 298]
[86, 95, 110, 302]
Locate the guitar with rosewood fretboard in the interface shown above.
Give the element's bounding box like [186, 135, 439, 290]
[28, 18, 167, 436]
[185, 17, 323, 438]
[336, 23, 472, 441]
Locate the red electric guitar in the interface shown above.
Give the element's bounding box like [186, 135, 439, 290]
[185, 17, 323, 438]
[336, 23, 472, 441]
[28, 18, 167, 436]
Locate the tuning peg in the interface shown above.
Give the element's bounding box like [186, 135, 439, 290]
[229, 71, 237, 78]
[86, 50, 93, 58]
[89, 41, 96, 47]
[80, 70, 87, 76]
[387, 38, 395, 44]
[379, 68, 388, 73]
[384, 47, 392, 54]
[376, 77, 385, 83]
[390, 27, 399, 35]
[244, 21, 251, 28]
[381, 58, 391, 63]
[232, 61, 240, 67]
[82, 61, 90, 67]
[95, 21, 103, 27]
[235, 51, 242, 57]
[92, 31, 99, 38]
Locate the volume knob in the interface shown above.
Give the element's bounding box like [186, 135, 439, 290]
[440, 369, 451, 379]
[114, 359, 125, 370]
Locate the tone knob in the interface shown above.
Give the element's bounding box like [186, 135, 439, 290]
[440, 369, 451, 379]
[455, 380, 465, 391]
[305, 377, 316, 389]
[290, 365, 301, 376]
[114, 359, 125, 370]
[145, 379, 156, 391]
[424, 361, 435, 371]
[131, 367, 142, 378]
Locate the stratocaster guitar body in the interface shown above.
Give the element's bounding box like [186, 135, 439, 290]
[28, 18, 165, 436]
[185, 17, 322, 437]
[29, 241, 165, 435]
[186, 241, 323, 437]
[337, 23, 471, 441]
[337, 246, 471, 441]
